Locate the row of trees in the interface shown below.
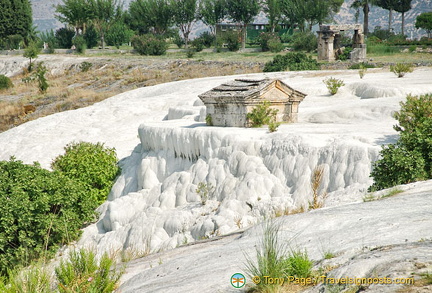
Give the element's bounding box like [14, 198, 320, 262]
[54, 0, 347, 50]
[351, 0, 414, 36]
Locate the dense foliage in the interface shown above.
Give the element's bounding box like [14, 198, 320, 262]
[131, 34, 168, 55]
[263, 52, 320, 72]
[291, 31, 317, 52]
[0, 158, 97, 275]
[370, 93, 432, 191]
[51, 142, 120, 204]
[0, 75, 13, 90]
[415, 12, 432, 38]
[0, 0, 32, 44]
[257, 32, 283, 52]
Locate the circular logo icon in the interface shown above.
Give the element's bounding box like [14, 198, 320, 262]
[230, 273, 246, 288]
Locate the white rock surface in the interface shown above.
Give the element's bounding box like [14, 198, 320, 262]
[1, 67, 432, 292]
[118, 180, 432, 293]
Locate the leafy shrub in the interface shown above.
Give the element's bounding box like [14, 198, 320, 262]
[370, 28, 394, 40]
[247, 101, 279, 128]
[409, 45, 417, 52]
[369, 93, 432, 191]
[55, 27, 75, 49]
[358, 64, 367, 79]
[197, 31, 215, 48]
[336, 46, 352, 61]
[0, 158, 97, 275]
[51, 142, 120, 204]
[73, 35, 86, 54]
[0, 75, 13, 90]
[224, 31, 240, 52]
[323, 77, 344, 95]
[55, 249, 122, 293]
[80, 61, 93, 72]
[83, 25, 99, 49]
[132, 34, 168, 55]
[263, 52, 320, 72]
[390, 63, 413, 78]
[257, 32, 282, 52]
[106, 22, 134, 49]
[186, 48, 195, 58]
[35, 62, 49, 93]
[196, 182, 214, 205]
[173, 33, 184, 48]
[291, 31, 317, 52]
[191, 38, 205, 52]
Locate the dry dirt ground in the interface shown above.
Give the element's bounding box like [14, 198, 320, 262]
[0, 54, 263, 132]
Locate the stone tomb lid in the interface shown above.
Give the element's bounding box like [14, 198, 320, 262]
[199, 78, 305, 101]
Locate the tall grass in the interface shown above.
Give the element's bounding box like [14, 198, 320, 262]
[367, 44, 399, 55]
[244, 220, 313, 292]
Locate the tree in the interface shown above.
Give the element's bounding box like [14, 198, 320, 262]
[351, 0, 371, 35]
[105, 21, 134, 48]
[280, 0, 307, 31]
[55, 0, 93, 35]
[128, 0, 173, 35]
[375, 0, 398, 31]
[23, 41, 40, 72]
[89, 0, 123, 49]
[0, 0, 32, 41]
[199, 0, 226, 35]
[393, 0, 413, 36]
[415, 12, 432, 38]
[280, 0, 343, 32]
[262, 0, 282, 33]
[226, 0, 260, 50]
[171, 0, 198, 48]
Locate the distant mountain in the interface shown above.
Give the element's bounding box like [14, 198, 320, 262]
[31, 0, 431, 39]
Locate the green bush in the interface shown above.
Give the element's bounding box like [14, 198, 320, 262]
[367, 43, 399, 55]
[84, 25, 99, 49]
[257, 32, 282, 52]
[132, 34, 168, 55]
[55, 249, 122, 293]
[390, 63, 413, 78]
[191, 38, 205, 52]
[197, 31, 215, 48]
[291, 31, 317, 52]
[369, 93, 432, 191]
[173, 33, 184, 48]
[0, 158, 97, 275]
[247, 101, 279, 128]
[224, 31, 240, 52]
[337, 46, 352, 61]
[323, 77, 344, 95]
[0, 75, 13, 90]
[55, 27, 75, 49]
[35, 62, 49, 93]
[51, 141, 120, 204]
[263, 52, 320, 72]
[73, 35, 87, 54]
[80, 61, 93, 72]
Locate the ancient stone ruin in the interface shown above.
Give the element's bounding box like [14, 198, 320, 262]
[198, 78, 306, 127]
[317, 24, 367, 62]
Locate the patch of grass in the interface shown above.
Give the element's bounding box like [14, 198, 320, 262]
[0, 263, 52, 293]
[382, 187, 404, 198]
[244, 220, 314, 292]
[55, 248, 123, 293]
